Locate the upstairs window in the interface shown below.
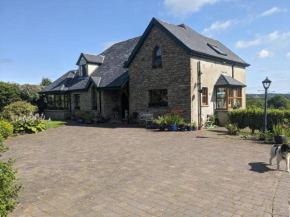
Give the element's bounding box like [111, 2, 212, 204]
[152, 46, 162, 68]
[80, 65, 87, 76]
[207, 43, 227, 56]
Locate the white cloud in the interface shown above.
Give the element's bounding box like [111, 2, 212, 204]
[256, 49, 273, 58]
[202, 20, 233, 35]
[287, 52, 290, 58]
[235, 30, 290, 49]
[102, 41, 120, 51]
[235, 38, 261, 48]
[258, 7, 288, 17]
[164, 0, 224, 18]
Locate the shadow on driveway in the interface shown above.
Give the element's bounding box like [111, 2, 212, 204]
[248, 162, 275, 173]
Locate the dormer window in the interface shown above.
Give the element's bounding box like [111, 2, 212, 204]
[80, 65, 87, 77]
[152, 46, 162, 68]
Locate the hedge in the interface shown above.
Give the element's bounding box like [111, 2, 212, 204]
[228, 108, 290, 133]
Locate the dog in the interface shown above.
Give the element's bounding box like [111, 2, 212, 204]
[269, 144, 290, 172]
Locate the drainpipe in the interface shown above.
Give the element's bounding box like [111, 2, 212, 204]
[232, 62, 237, 78]
[197, 61, 203, 126]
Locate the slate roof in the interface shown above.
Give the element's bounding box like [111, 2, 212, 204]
[39, 37, 140, 93]
[124, 18, 250, 67]
[77, 53, 105, 65]
[215, 74, 247, 87]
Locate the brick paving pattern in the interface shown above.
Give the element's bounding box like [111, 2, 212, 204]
[3, 124, 290, 217]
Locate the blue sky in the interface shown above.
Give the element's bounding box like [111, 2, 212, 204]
[0, 0, 289, 93]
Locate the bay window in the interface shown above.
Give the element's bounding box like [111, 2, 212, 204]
[216, 87, 242, 110]
[47, 94, 69, 110]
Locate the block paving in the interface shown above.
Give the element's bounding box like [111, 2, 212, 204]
[3, 124, 290, 217]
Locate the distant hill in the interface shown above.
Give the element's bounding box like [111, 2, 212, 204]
[247, 93, 290, 99]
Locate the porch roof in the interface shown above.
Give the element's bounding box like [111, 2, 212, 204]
[215, 74, 247, 88]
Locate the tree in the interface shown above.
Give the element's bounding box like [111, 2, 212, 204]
[268, 95, 290, 110]
[0, 82, 21, 111]
[40, 77, 52, 86]
[20, 84, 41, 104]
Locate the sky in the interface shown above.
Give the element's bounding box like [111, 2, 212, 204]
[0, 0, 289, 93]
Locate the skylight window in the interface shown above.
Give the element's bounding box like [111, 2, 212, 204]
[207, 43, 227, 56]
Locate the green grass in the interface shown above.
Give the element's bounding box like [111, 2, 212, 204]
[43, 120, 67, 130]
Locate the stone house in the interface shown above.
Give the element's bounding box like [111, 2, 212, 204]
[40, 18, 249, 126]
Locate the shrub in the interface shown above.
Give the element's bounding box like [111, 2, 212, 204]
[0, 82, 21, 111]
[11, 115, 46, 134]
[0, 157, 21, 216]
[228, 108, 290, 134]
[225, 123, 239, 135]
[1, 101, 37, 120]
[0, 121, 13, 139]
[273, 124, 285, 136]
[0, 137, 21, 216]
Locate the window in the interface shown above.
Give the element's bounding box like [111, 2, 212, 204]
[152, 46, 162, 68]
[47, 94, 68, 110]
[80, 65, 87, 76]
[148, 89, 168, 107]
[74, 94, 80, 109]
[216, 88, 227, 109]
[202, 87, 208, 106]
[216, 87, 242, 110]
[228, 88, 242, 109]
[92, 86, 98, 110]
[207, 43, 227, 56]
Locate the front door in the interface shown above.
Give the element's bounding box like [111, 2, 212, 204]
[121, 93, 129, 118]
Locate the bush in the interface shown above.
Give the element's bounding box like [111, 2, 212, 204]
[0, 82, 21, 111]
[0, 136, 21, 216]
[0, 121, 13, 139]
[11, 115, 46, 134]
[225, 123, 239, 135]
[1, 101, 37, 120]
[228, 108, 290, 134]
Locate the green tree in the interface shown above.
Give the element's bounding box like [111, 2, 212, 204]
[268, 95, 290, 110]
[246, 98, 264, 109]
[20, 84, 42, 104]
[40, 77, 52, 86]
[0, 82, 21, 111]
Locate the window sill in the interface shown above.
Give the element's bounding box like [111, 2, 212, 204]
[202, 105, 209, 107]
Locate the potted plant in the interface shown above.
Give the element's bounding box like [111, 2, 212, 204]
[178, 123, 186, 131]
[156, 117, 166, 131]
[198, 125, 202, 130]
[186, 123, 192, 131]
[153, 119, 160, 129]
[273, 124, 285, 144]
[192, 122, 197, 131]
[165, 115, 177, 131]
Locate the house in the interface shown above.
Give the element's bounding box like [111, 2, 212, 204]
[39, 18, 250, 126]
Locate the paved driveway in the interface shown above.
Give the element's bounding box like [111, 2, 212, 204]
[4, 124, 290, 217]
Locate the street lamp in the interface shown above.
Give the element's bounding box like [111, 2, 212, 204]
[262, 77, 272, 132]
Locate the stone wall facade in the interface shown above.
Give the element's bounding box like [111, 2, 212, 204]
[129, 26, 192, 122]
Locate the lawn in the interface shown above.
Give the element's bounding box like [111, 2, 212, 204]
[43, 120, 67, 129]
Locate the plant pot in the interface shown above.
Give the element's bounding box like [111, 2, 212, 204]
[192, 127, 197, 131]
[167, 125, 177, 131]
[274, 135, 285, 144]
[159, 126, 165, 131]
[153, 124, 160, 129]
[77, 119, 83, 124]
[180, 128, 186, 131]
[198, 126, 202, 130]
[186, 127, 193, 131]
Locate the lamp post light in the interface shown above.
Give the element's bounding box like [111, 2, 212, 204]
[262, 77, 272, 133]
